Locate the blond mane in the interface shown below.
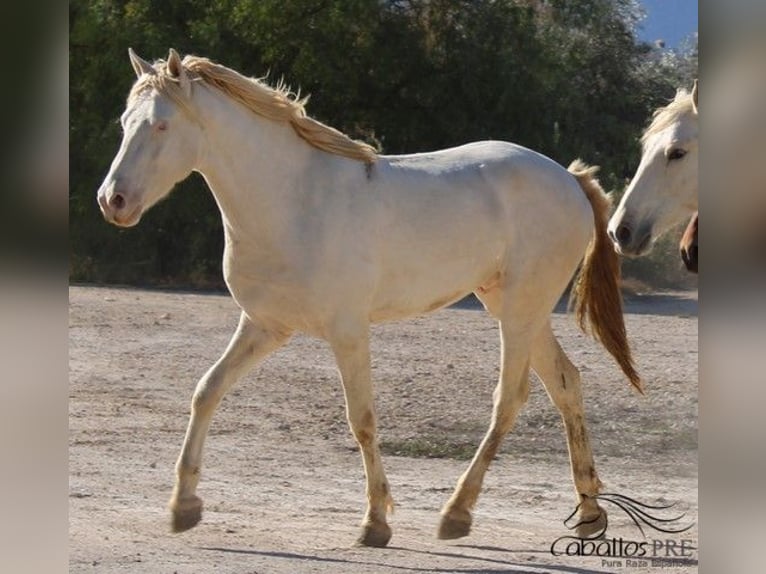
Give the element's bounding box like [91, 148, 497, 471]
[640, 88, 697, 148]
[129, 55, 378, 164]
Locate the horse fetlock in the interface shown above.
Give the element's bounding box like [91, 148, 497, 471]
[437, 507, 473, 540]
[169, 494, 203, 533]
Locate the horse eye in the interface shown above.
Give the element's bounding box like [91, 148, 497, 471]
[667, 148, 687, 161]
[156, 121, 168, 132]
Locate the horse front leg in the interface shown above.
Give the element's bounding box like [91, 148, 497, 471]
[329, 320, 393, 547]
[169, 311, 291, 532]
[530, 324, 606, 538]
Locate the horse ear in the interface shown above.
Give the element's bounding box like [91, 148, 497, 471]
[691, 79, 698, 114]
[167, 48, 190, 95]
[129, 48, 154, 78]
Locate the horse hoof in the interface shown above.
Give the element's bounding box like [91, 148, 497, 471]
[437, 510, 472, 540]
[357, 521, 392, 547]
[576, 506, 607, 539]
[170, 495, 203, 533]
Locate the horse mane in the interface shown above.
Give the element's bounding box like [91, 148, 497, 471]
[129, 55, 378, 164]
[640, 87, 697, 148]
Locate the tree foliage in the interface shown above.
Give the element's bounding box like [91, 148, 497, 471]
[70, 0, 697, 288]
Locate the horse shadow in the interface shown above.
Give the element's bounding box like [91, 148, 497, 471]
[200, 543, 619, 574]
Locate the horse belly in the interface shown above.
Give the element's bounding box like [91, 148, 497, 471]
[368, 281, 478, 323]
[369, 233, 503, 322]
[367, 172, 508, 322]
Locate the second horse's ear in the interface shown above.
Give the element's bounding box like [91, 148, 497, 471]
[167, 48, 191, 96]
[129, 48, 155, 78]
[691, 79, 698, 114]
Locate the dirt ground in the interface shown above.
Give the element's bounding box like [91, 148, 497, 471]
[69, 285, 697, 574]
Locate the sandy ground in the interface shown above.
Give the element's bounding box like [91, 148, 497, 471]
[69, 285, 697, 573]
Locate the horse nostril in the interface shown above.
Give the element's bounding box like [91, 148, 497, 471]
[109, 193, 126, 210]
[616, 224, 632, 246]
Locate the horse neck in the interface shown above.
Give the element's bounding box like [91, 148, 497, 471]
[192, 84, 315, 241]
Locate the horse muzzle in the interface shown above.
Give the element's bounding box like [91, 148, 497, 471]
[97, 184, 143, 227]
[607, 221, 653, 256]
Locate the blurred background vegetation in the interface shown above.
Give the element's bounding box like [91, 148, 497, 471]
[70, 0, 697, 291]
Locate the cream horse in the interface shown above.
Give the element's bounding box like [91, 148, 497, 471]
[97, 49, 641, 547]
[608, 82, 699, 255]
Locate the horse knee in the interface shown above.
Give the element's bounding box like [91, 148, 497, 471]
[191, 372, 225, 415]
[494, 375, 530, 407]
[493, 377, 529, 431]
[349, 408, 376, 447]
[353, 427, 375, 447]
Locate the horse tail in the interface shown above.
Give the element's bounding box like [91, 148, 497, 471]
[567, 160, 643, 393]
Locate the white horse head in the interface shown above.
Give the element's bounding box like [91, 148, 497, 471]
[97, 49, 377, 228]
[607, 82, 699, 256]
[97, 49, 205, 227]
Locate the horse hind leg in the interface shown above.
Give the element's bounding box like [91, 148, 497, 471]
[438, 285, 542, 539]
[169, 312, 292, 532]
[530, 323, 607, 538]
